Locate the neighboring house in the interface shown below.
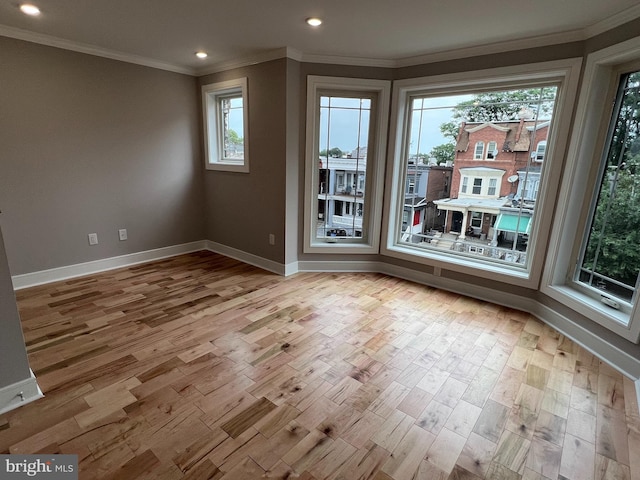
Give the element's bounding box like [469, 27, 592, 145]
[402, 161, 453, 242]
[434, 117, 548, 248]
[317, 156, 368, 237]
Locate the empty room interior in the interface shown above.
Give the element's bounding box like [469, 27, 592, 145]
[2, 1, 640, 479]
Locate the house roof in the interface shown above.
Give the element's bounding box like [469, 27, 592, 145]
[456, 120, 550, 153]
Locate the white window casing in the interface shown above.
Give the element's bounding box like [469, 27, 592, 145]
[202, 78, 249, 173]
[382, 59, 581, 288]
[474, 142, 485, 159]
[542, 38, 640, 343]
[304, 76, 391, 254]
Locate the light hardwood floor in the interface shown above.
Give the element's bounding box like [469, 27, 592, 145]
[1, 251, 639, 480]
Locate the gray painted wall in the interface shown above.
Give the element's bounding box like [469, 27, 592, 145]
[2, 17, 640, 403]
[200, 59, 288, 264]
[0, 37, 205, 275]
[0, 220, 31, 388]
[285, 59, 301, 266]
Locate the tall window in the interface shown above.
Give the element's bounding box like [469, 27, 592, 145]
[488, 178, 498, 196]
[384, 60, 580, 284]
[487, 141, 498, 159]
[576, 70, 640, 309]
[202, 78, 249, 172]
[461, 176, 468, 194]
[535, 141, 546, 161]
[304, 76, 390, 253]
[472, 178, 482, 194]
[474, 142, 485, 159]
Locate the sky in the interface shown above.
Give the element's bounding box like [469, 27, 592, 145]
[319, 94, 473, 155]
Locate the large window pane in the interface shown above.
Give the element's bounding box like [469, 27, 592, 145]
[397, 85, 557, 267]
[578, 70, 640, 305]
[305, 76, 390, 253]
[317, 96, 370, 239]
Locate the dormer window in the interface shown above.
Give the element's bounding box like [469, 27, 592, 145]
[474, 141, 484, 160]
[486, 141, 498, 159]
[535, 141, 546, 161]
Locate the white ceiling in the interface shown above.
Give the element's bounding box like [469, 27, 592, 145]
[1, 0, 639, 75]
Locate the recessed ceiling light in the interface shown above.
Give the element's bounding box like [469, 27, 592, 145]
[195, 51, 208, 59]
[19, 3, 41, 16]
[306, 17, 322, 27]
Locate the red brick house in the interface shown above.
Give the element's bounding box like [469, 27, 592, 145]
[434, 117, 548, 244]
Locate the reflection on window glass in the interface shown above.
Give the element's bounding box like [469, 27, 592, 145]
[578, 70, 640, 304]
[221, 95, 244, 160]
[399, 86, 557, 267]
[316, 96, 371, 239]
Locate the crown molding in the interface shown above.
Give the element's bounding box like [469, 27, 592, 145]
[298, 53, 396, 69]
[0, 24, 196, 75]
[2, 2, 640, 77]
[195, 47, 298, 76]
[585, 3, 640, 38]
[395, 29, 586, 68]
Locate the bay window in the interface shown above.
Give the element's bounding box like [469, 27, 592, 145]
[383, 60, 580, 286]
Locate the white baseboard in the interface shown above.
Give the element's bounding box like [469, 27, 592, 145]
[12, 241, 208, 290]
[205, 240, 286, 276]
[0, 370, 43, 415]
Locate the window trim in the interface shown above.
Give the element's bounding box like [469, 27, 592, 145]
[382, 59, 581, 288]
[474, 142, 485, 160]
[303, 76, 391, 254]
[488, 178, 498, 196]
[486, 141, 498, 160]
[542, 39, 640, 342]
[202, 78, 249, 173]
[534, 141, 546, 162]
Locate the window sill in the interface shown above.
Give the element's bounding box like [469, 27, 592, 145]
[541, 283, 638, 342]
[382, 241, 536, 288]
[205, 161, 249, 173]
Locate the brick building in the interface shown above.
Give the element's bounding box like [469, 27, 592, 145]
[434, 117, 548, 245]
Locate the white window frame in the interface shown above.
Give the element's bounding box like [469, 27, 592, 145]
[202, 78, 249, 173]
[472, 178, 483, 195]
[488, 178, 498, 196]
[461, 176, 469, 194]
[304, 76, 390, 254]
[535, 141, 546, 162]
[543, 39, 640, 342]
[474, 142, 485, 160]
[486, 141, 498, 159]
[470, 211, 483, 228]
[382, 59, 581, 288]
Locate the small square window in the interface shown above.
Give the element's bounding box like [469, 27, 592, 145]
[202, 78, 249, 172]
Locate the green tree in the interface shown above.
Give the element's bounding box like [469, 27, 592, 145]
[227, 129, 243, 145]
[583, 71, 640, 288]
[428, 144, 456, 164]
[584, 161, 640, 286]
[439, 121, 459, 141]
[426, 122, 458, 164]
[452, 87, 557, 122]
[319, 147, 343, 158]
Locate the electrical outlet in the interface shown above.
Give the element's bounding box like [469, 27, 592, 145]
[269, 233, 275, 245]
[88, 233, 98, 245]
[119, 229, 128, 241]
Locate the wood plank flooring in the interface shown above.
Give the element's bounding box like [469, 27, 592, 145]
[1, 251, 638, 480]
